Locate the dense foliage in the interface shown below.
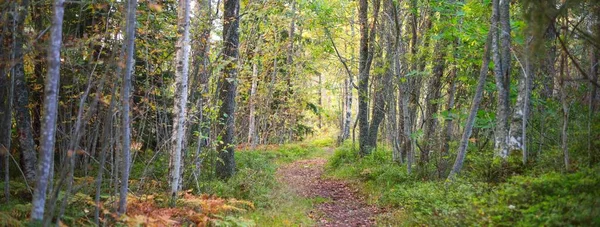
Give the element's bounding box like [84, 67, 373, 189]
[0, 0, 598, 225]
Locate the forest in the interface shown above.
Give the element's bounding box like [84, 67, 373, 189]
[0, 0, 599, 226]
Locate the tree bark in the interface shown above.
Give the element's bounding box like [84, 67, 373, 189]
[447, 29, 493, 181]
[0, 4, 13, 201]
[248, 58, 258, 147]
[94, 85, 117, 225]
[11, 0, 37, 185]
[30, 0, 65, 221]
[559, 14, 569, 172]
[170, 0, 192, 202]
[509, 34, 534, 164]
[118, 0, 137, 215]
[422, 43, 445, 164]
[216, 0, 240, 179]
[588, 10, 599, 166]
[358, 0, 380, 156]
[492, 0, 511, 159]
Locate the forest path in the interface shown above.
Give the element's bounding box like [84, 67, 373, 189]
[277, 148, 381, 226]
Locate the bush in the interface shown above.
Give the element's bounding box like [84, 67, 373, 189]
[201, 151, 278, 208]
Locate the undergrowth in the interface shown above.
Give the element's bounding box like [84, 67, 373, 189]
[326, 142, 600, 226]
[0, 137, 333, 226]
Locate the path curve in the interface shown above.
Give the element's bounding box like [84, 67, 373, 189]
[277, 157, 380, 226]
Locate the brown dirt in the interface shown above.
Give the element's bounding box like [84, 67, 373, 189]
[277, 155, 381, 227]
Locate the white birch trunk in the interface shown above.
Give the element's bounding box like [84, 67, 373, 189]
[170, 0, 192, 200]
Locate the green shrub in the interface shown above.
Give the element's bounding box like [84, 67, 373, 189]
[202, 151, 278, 208]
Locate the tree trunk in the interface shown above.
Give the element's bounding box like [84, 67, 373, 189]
[216, 0, 240, 179]
[422, 43, 445, 164]
[509, 34, 534, 164]
[11, 0, 37, 185]
[94, 85, 117, 225]
[447, 29, 493, 181]
[402, 82, 413, 173]
[119, 0, 137, 215]
[191, 0, 212, 186]
[0, 5, 13, 201]
[30, 0, 65, 221]
[492, 0, 511, 160]
[559, 14, 569, 172]
[358, 0, 380, 156]
[340, 77, 352, 143]
[248, 59, 258, 147]
[588, 10, 599, 166]
[170, 0, 191, 202]
[318, 73, 323, 129]
[538, 16, 557, 158]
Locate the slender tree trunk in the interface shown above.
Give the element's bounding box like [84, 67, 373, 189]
[588, 11, 599, 166]
[447, 29, 493, 181]
[340, 77, 352, 143]
[11, 0, 37, 185]
[170, 0, 191, 202]
[216, 0, 240, 179]
[559, 14, 570, 172]
[191, 0, 212, 186]
[286, 0, 296, 94]
[0, 6, 13, 201]
[492, 0, 511, 159]
[560, 63, 569, 172]
[422, 43, 445, 164]
[538, 16, 557, 158]
[366, 18, 392, 151]
[402, 82, 413, 173]
[510, 34, 534, 164]
[30, 0, 65, 221]
[119, 0, 137, 215]
[438, 68, 457, 177]
[248, 59, 258, 147]
[94, 85, 117, 225]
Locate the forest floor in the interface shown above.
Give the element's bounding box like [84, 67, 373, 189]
[277, 148, 381, 226]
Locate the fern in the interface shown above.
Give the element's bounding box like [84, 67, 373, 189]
[0, 212, 23, 227]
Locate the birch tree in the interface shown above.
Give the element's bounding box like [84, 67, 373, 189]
[30, 0, 65, 221]
[170, 0, 192, 200]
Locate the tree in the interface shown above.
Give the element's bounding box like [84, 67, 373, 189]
[0, 2, 13, 201]
[492, 0, 511, 160]
[216, 0, 240, 179]
[447, 29, 493, 181]
[170, 0, 192, 201]
[30, 0, 65, 221]
[12, 0, 37, 185]
[191, 0, 213, 186]
[119, 0, 138, 215]
[357, 0, 381, 156]
[509, 32, 534, 164]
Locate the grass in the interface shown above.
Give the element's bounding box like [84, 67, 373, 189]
[326, 142, 600, 226]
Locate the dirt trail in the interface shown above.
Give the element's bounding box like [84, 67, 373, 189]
[277, 151, 380, 226]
